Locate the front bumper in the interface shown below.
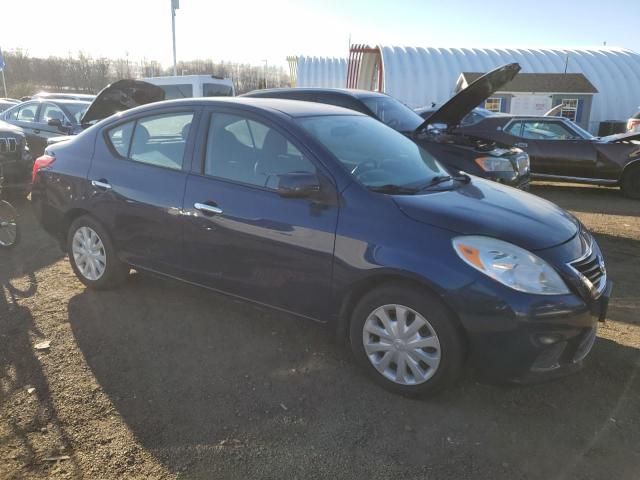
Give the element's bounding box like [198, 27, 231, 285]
[1, 154, 34, 193]
[484, 170, 531, 190]
[444, 274, 612, 383]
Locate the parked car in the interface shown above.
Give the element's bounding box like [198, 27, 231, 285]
[242, 64, 530, 189]
[0, 98, 91, 156]
[142, 74, 235, 99]
[439, 110, 640, 198]
[32, 98, 611, 395]
[4, 80, 166, 155]
[0, 98, 20, 113]
[628, 109, 640, 132]
[0, 119, 32, 197]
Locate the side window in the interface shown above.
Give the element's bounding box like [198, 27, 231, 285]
[41, 104, 68, 124]
[16, 103, 39, 122]
[204, 113, 316, 189]
[5, 105, 20, 121]
[521, 121, 579, 140]
[107, 121, 135, 157]
[504, 121, 523, 136]
[159, 84, 193, 100]
[105, 113, 193, 169]
[128, 113, 194, 170]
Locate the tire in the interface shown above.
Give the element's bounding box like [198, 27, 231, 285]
[0, 200, 19, 248]
[621, 165, 640, 199]
[67, 215, 128, 289]
[349, 283, 465, 397]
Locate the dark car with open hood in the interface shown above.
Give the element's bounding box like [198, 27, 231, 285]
[242, 64, 530, 189]
[32, 97, 611, 396]
[419, 89, 640, 199]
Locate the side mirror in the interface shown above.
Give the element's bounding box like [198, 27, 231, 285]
[47, 118, 64, 130]
[277, 172, 321, 198]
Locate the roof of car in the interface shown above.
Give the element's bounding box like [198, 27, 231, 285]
[24, 98, 91, 106]
[244, 87, 388, 99]
[119, 97, 368, 119]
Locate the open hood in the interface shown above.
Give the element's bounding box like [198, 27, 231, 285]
[600, 131, 640, 143]
[80, 79, 165, 125]
[416, 63, 521, 131]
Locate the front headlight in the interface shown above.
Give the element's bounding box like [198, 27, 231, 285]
[452, 236, 570, 295]
[474, 156, 514, 172]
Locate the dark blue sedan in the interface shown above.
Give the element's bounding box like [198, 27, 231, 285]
[31, 98, 612, 395]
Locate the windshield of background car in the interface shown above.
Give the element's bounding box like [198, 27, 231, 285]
[65, 102, 90, 124]
[361, 96, 424, 133]
[298, 115, 449, 189]
[159, 84, 194, 99]
[203, 83, 233, 97]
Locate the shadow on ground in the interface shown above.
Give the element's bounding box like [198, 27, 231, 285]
[68, 273, 640, 480]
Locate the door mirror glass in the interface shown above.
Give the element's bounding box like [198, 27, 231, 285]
[47, 118, 63, 129]
[277, 172, 321, 198]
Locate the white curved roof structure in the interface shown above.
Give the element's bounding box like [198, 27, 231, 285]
[377, 46, 640, 132]
[290, 56, 347, 89]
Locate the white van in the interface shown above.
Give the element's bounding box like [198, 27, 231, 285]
[142, 74, 235, 99]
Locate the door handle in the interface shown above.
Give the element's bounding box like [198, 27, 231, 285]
[515, 142, 528, 148]
[91, 179, 112, 190]
[33, 129, 41, 134]
[194, 202, 223, 215]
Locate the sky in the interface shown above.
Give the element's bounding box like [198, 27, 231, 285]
[2, 0, 640, 68]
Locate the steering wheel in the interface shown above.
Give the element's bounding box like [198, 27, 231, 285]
[351, 160, 378, 178]
[385, 118, 400, 129]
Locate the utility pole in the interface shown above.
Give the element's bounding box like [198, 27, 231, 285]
[263, 59, 268, 89]
[171, 0, 179, 76]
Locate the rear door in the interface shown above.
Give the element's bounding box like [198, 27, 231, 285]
[181, 107, 339, 319]
[88, 107, 199, 275]
[503, 119, 597, 177]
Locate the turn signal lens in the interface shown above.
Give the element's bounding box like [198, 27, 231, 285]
[32, 154, 55, 183]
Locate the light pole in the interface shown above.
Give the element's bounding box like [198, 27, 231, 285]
[171, 0, 179, 76]
[263, 59, 268, 89]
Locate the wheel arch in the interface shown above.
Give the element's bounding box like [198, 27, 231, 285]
[335, 272, 469, 349]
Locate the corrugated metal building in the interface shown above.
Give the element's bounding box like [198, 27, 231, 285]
[294, 45, 640, 133]
[287, 56, 347, 89]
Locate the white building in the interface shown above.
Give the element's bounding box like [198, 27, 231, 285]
[292, 45, 640, 133]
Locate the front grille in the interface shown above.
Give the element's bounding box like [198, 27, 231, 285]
[0, 137, 18, 154]
[572, 250, 605, 286]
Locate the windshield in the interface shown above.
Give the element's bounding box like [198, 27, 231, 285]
[569, 122, 595, 139]
[361, 96, 424, 133]
[66, 102, 90, 124]
[298, 115, 450, 190]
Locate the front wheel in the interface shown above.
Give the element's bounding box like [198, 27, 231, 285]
[67, 215, 128, 289]
[621, 165, 640, 199]
[349, 283, 465, 396]
[0, 200, 19, 248]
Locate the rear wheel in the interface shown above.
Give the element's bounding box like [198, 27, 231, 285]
[349, 283, 465, 396]
[0, 200, 19, 248]
[67, 215, 128, 289]
[621, 165, 640, 199]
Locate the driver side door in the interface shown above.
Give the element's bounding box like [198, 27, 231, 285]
[505, 120, 597, 177]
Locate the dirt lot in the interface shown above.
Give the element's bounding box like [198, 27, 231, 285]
[1, 182, 639, 480]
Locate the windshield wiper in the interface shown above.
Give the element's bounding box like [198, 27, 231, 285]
[368, 184, 420, 195]
[417, 173, 471, 191]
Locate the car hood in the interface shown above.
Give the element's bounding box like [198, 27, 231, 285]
[80, 79, 165, 125]
[599, 131, 640, 143]
[0, 119, 26, 138]
[393, 178, 579, 251]
[416, 63, 521, 131]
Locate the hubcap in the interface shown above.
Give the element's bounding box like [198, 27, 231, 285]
[0, 219, 17, 246]
[362, 304, 442, 385]
[72, 226, 106, 281]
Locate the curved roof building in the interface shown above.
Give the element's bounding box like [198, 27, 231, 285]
[287, 45, 639, 132]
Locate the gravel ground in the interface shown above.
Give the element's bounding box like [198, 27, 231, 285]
[1, 182, 639, 479]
